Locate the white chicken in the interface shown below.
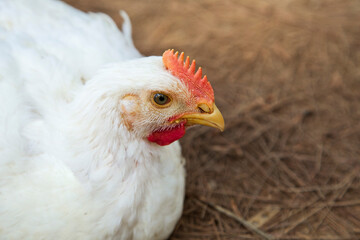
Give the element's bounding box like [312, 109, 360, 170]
[0, 0, 224, 239]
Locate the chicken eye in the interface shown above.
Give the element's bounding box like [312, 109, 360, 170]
[153, 93, 171, 106]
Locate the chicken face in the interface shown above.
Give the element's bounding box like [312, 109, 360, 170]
[82, 50, 224, 147]
[117, 50, 224, 146]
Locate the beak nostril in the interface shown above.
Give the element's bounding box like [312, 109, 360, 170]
[198, 103, 211, 113]
[198, 107, 206, 113]
[178, 103, 224, 131]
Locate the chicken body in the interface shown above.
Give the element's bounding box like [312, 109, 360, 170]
[0, 0, 223, 239]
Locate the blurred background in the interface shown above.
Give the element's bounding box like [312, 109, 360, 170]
[65, 0, 360, 239]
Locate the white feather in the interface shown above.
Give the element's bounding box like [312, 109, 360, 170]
[0, 0, 186, 239]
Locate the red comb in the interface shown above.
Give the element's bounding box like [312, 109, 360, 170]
[162, 49, 214, 103]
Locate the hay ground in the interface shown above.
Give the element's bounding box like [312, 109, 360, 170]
[65, 0, 360, 239]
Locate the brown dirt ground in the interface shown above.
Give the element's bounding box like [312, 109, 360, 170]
[64, 0, 360, 239]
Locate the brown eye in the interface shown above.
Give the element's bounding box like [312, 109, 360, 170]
[153, 93, 171, 106]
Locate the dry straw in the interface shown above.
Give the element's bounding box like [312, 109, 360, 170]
[67, 0, 360, 239]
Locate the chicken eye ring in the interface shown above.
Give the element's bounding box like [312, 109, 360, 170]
[151, 92, 172, 108]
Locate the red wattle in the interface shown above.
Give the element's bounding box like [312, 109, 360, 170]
[147, 122, 186, 146]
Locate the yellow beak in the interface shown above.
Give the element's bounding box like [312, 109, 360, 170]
[174, 103, 225, 131]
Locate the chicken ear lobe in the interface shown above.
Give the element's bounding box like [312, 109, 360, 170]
[120, 94, 140, 131]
